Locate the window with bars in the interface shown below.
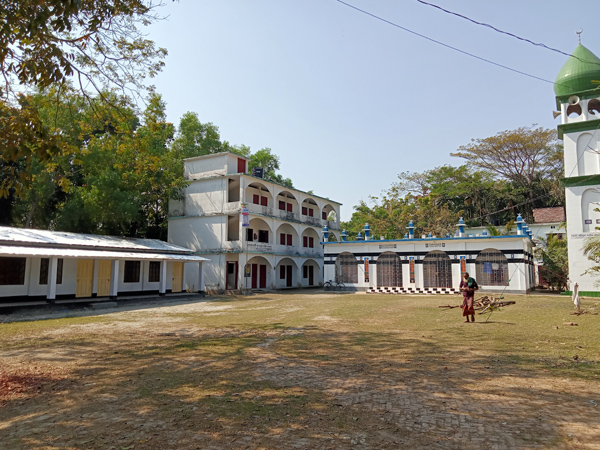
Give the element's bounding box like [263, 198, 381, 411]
[423, 251, 452, 288]
[475, 249, 509, 286]
[335, 253, 358, 284]
[149, 261, 161, 283]
[376, 252, 402, 287]
[124, 261, 141, 283]
[39, 258, 64, 285]
[0, 257, 26, 285]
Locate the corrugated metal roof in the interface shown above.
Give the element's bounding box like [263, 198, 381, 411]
[0, 245, 207, 262]
[0, 227, 196, 254]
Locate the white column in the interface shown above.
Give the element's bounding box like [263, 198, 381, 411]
[110, 260, 119, 299]
[199, 261, 205, 294]
[159, 260, 167, 296]
[46, 257, 58, 302]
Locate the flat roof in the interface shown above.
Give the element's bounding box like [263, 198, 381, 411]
[183, 151, 251, 163]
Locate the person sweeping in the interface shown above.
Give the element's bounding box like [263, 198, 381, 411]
[459, 272, 478, 323]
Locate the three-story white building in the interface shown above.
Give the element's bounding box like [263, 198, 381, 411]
[168, 152, 341, 292]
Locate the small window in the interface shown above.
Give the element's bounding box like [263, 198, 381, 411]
[261, 196, 268, 206]
[279, 200, 286, 210]
[0, 257, 26, 285]
[280, 233, 286, 245]
[246, 228, 254, 242]
[124, 261, 141, 283]
[309, 237, 314, 248]
[149, 261, 161, 283]
[258, 230, 269, 243]
[253, 194, 259, 205]
[286, 234, 292, 246]
[287, 203, 292, 213]
[308, 209, 314, 217]
[303, 236, 308, 247]
[39, 258, 64, 285]
[322, 211, 327, 220]
[302, 206, 308, 216]
[280, 266, 286, 279]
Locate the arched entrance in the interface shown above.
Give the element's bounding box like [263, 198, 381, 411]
[423, 250, 452, 288]
[475, 248, 509, 286]
[246, 256, 271, 289]
[335, 252, 358, 284]
[376, 252, 402, 287]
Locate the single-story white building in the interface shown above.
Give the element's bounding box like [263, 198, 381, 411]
[0, 227, 207, 303]
[324, 219, 535, 294]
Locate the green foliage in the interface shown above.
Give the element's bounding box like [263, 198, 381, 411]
[451, 125, 563, 220]
[247, 147, 293, 188]
[535, 234, 569, 291]
[0, 1, 168, 195]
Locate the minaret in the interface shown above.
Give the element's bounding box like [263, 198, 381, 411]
[554, 40, 600, 294]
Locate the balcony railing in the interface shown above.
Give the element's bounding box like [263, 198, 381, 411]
[302, 216, 322, 227]
[278, 210, 299, 222]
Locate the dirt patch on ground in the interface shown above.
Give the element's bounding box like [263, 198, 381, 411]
[0, 293, 599, 449]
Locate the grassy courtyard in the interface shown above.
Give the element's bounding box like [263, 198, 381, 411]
[1, 291, 599, 449]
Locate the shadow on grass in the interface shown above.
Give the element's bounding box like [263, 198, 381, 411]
[1, 322, 598, 449]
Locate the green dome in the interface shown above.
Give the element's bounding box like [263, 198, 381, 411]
[554, 44, 600, 97]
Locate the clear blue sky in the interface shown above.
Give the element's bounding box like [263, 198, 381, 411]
[145, 0, 600, 221]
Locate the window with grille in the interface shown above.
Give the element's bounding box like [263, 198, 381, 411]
[376, 252, 402, 287]
[335, 253, 358, 284]
[39, 258, 64, 285]
[423, 251, 452, 288]
[0, 257, 26, 285]
[475, 249, 509, 286]
[149, 261, 161, 283]
[124, 261, 141, 283]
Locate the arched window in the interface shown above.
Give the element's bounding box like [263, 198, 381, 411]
[335, 252, 358, 284]
[376, 252, 402, 287]
[475, 249, 509, 286]
[423, 250, 452, 288]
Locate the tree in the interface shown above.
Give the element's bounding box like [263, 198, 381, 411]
[0, 1, 168, 195]
[451, 126, 563, 219]
[535, 234, 569, 291]
[248, 147, 293, 188]
[1, 0, 167, 101]
[170, 112, 227, 159]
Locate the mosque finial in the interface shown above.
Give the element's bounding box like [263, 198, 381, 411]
[577, 29, 583, 44]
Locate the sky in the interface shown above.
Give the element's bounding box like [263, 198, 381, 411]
[144, 0, 600, 221]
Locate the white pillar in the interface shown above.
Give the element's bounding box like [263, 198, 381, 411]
[159, 260, 167, 296]
[110, 260, 119, 299]
[46, 257, 58, 302]
[199, 261, 205, 294]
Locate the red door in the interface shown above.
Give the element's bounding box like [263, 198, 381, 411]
[252, 263, 258, 289]
[259, 265, 267, 288]
[308, 265, 314, 286]
[286, 265, 293, 287]
[237, 158, 246, 174]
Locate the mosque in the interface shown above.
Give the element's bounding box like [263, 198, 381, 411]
[323, 42, 600, 296]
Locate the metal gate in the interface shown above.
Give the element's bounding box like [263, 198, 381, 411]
[475, 249, 509, 286]
[376, 252, 403, 287]
[335, 253, 358, 284]
[423, 251, 452, 288]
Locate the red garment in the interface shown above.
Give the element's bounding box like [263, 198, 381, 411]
[460, 279, 475, 317]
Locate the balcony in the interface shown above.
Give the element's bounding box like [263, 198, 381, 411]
[247, 203, 273, 216]
[277, 210, 299, 222]
[223, 201, 241, 213]
[302, 216, 322, 227]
